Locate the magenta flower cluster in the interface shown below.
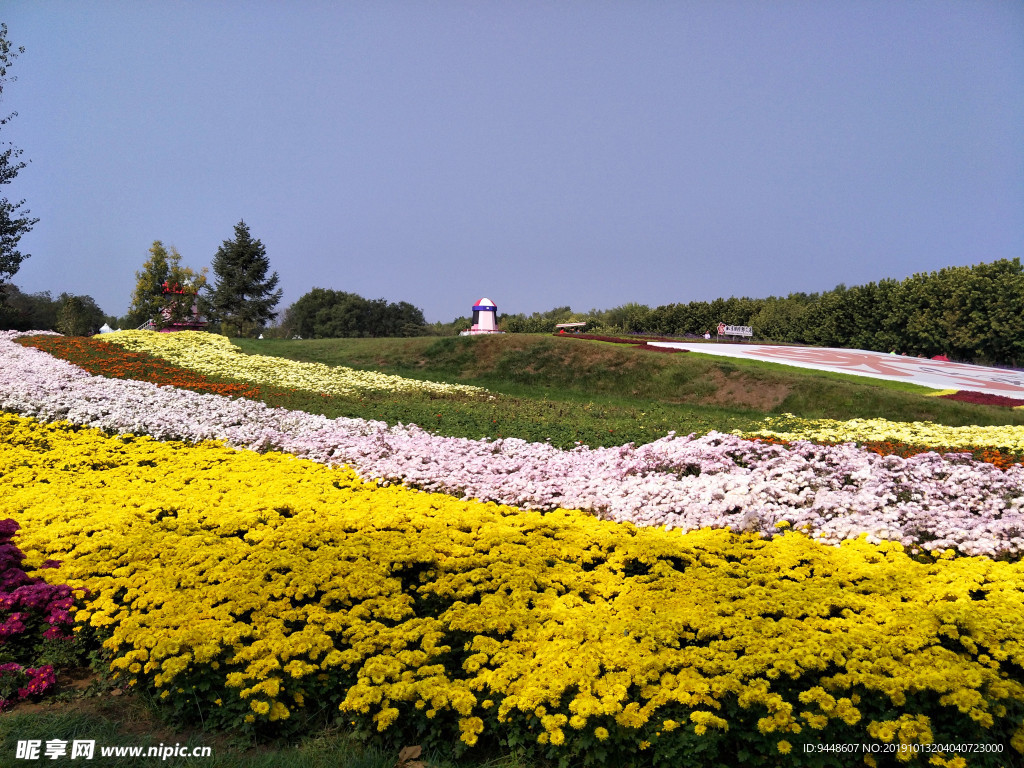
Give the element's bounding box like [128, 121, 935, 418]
[0, 518, 73, 709]
[0, 662, 56, 710]
[2, 332, 1022, 558]
[0, 519, 76, 641]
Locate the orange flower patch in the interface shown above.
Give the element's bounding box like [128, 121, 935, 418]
[16, 335, 289, 401]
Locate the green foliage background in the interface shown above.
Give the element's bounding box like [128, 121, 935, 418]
[495, 258, 1024, 367]
[283, 287, 428, 338]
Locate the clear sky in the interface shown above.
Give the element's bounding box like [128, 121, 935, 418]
[3, 1, 1022, 324]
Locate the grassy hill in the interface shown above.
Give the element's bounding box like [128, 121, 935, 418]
[235, 334, 1024, 450]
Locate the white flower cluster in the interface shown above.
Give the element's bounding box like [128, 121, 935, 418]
[3, 332, 1022, 557]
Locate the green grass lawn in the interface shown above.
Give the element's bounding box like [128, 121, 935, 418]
[236, 335, 1024, 453]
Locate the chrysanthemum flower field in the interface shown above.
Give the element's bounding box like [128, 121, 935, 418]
[100, 329, 488, 399]
[2, 330, 1023, 767]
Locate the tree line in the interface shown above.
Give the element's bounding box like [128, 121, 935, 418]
[499, 258, 1024, 367]
[3, 206, 1020, 363]
[0, 285, 106, 336]
[4, 250, 1021, 368]
[280, 288, 426, 339]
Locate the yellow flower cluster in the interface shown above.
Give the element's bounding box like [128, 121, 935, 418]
[99, 330, 487, 398]
[3, 411, 1024, 757]
[736, 414, 1024, 452]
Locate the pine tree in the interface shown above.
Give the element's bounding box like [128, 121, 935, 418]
[204, 220, 282, 337]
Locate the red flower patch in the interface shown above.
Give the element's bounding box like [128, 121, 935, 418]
[938, 390, 1024, 408]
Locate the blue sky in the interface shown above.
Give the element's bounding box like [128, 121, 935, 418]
[3, 1, 1022, 324]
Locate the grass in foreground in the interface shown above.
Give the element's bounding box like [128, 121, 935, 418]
[0, 703, 530, 768]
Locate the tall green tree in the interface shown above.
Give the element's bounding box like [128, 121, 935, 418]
[204, 220, 281, 337]
[125, 241, 207, 329]
[55, 293, 104, 336]
[125, 241, 171, 328]
[0, 24, 38, 290]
